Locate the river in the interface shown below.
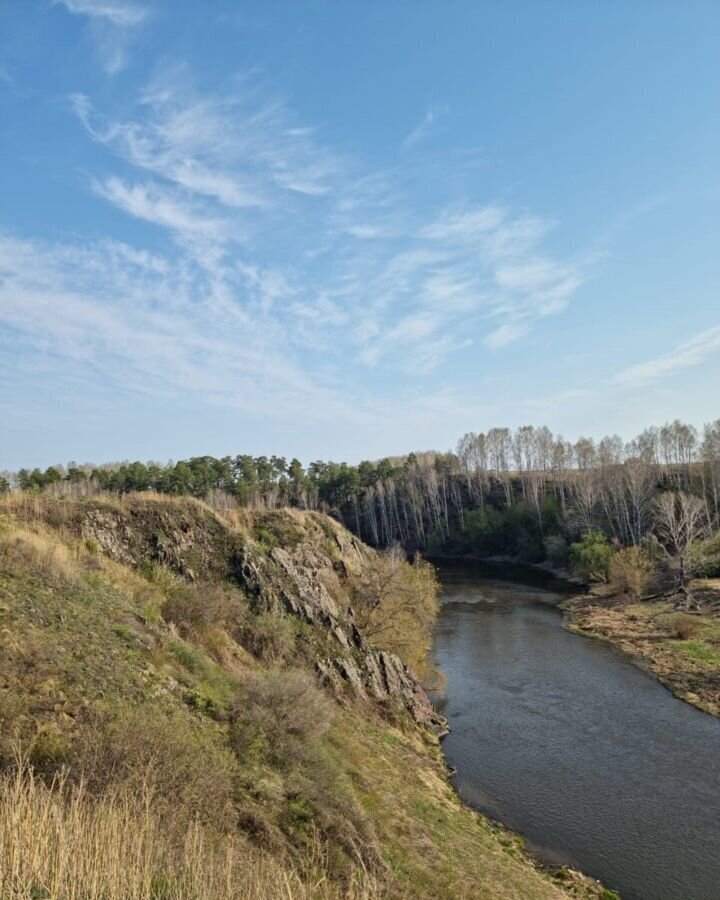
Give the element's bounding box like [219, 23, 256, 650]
[432, 562, 720, 900]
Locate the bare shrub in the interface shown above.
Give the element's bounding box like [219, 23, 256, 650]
[668, 613, 701, 640]
[230, 670, 379, 873]
[238, 612, 295, 663]
[608, 546, 653, 599]
[653, 491, 709, 587]
[162, 581, 247, 638]
[230, 669, 334, 771]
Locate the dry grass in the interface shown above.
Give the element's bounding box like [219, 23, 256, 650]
[0, 525, 80, 587]
[0, 763, 381, 900]
[667, 612, 702, 640]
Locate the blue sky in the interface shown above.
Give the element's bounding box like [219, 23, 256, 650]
[1, 0, 719, 469]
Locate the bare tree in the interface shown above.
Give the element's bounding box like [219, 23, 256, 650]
[653, 491, 708, 594]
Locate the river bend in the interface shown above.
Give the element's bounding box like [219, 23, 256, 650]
[433, 563, 720, 900]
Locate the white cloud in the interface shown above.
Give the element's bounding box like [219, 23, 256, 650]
[56, 0, 148, 27]
[484, 322, 528, 349]
[403, 107, 436, 147]
[72, 82, 337, 205]
[56, 0, 149, 73]
[332, 202, 584, 369]
[0, 233, 370, 426]
[615, 325, 720, 386]
[2, 70, 588, 439]
[71, 75, 584, 377]
[93, 177, 227, 241]
[421, 206, 506, 242]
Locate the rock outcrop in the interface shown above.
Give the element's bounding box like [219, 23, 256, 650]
[60, 498, 445, 732]
[235, 521, 446, 732]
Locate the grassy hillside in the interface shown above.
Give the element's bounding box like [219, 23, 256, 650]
[0, 494, 609, 899]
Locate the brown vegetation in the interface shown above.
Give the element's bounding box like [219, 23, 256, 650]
[0, 496, 605, 899]
[608, 546, 654, 599]
[0, 763, 380, 900]
[565, 586, 720, 716]
[351, 547, 440, 683]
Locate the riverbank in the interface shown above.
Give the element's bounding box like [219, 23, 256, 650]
[428, 553, 583, 587]
[562, 580, 720, 717]
[434, 563, 720, 900]
[433, 552, 720, 718]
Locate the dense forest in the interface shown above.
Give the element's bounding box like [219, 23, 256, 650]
[5, 419, 720, 580]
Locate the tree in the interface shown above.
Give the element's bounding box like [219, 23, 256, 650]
[569, 531, 613, 582]
[351, 547, 440, 682]
[652, 491, 709, 590]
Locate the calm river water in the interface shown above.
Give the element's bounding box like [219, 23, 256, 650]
[433, 562, 720, 900]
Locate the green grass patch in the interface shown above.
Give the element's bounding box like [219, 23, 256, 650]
[676, 641, 720, 664]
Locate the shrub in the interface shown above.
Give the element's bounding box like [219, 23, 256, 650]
[74, 705, 238, 832]
[569, 531, 613, 582]
[230, 669, 334, 771]
[609, 546, 653, 599]
[29, 728, 70, 776]
[252, 512, 304, 550]
[351, 548, 439, 681]
[688, 532, 720, 578]
[238, 613, 295, 664]
[667, 613, 701, 640]
[162, 581, 246, 637]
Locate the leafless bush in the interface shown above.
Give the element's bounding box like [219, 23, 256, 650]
[667, 613, 701, 640]
[230, 669, 334, 771]
[609, 546, 653, 599]
[74, 706, 238, 833]
[162, 581, 247, 638]
[238, 613, 295, 664]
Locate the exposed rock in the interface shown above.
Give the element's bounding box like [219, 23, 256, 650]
[48, 498, 446, 733]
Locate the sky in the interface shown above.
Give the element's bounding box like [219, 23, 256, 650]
[1, 0, 719, 469]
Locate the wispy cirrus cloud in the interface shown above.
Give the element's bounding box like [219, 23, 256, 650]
[93, 177, 228, 241]
[403, 106, 437, 147]
[55, 0, 150, 73]
[56, 0, 149, 26]
[484, 322, 529, 349]
[332, 201, 584, 367]
[1, 69, 587, 427]
[0, 232, 367, 425]
[615, 325, 720, 386]
[71, 77, 338, 206]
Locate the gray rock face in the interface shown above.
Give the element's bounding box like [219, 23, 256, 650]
[76, 500, 446, 733]
[316, 650, 446, 732]
[236, 535, 445, 732]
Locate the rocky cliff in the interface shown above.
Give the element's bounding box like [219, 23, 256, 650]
[0, 493, 610, 900]
[59, 498, 444, 730]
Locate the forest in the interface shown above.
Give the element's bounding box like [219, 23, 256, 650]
[5, 418, 720, 585]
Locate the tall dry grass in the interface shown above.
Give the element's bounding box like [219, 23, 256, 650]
[0, 764, 381, 900]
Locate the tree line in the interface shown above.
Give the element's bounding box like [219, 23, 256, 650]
[4, 418, 720, 582]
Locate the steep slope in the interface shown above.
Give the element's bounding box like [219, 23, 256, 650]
[0, 495, 607, 899]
